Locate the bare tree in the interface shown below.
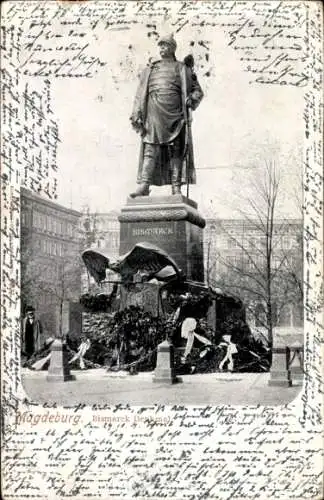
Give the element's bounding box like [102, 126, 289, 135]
[205, 236, 217, 288]
[81, 205, 98, 250]
[79, 206, 101, 293]
[209, 160, 303, 350]
[21, 248, 82, 338]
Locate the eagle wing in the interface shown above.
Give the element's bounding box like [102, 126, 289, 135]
[82, 242, 182, 284]
[81, 249, 111, 284]
[117, 242, 181, 280]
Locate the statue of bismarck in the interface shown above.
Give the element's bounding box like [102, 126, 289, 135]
[130, 34, 204, 198]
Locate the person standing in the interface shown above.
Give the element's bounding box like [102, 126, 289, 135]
[130, 34, 204, 197]
[21, 306, 42, 358]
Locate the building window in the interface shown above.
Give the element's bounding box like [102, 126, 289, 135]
[282, 235, 291, 250]
[273, 256, 282, 269]
[244, 259, 255, 272]
[216, 235, 226, 249]
[225, 255, 232, 266]
[27, 211, 32, 226]
[277, 302, 303, 328]
[286, 254, 295, 266]
[33, 212, 39, 228]
[249, 238, 256, 248]
[260, 236, 267, 248]
[66, 223, 72, 237]
[255, 256, 265, 268]
[41, 214, 46, 231]
[227, 237, 240, 249]
[294, 234, 302, 248]
[35, 238, 41, 252]
[225, 255, 241, 267]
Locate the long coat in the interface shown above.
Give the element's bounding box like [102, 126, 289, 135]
[21, 317, 42, 353]
[131, 59, 204, 186]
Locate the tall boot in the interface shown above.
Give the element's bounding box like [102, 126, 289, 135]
[171, 158, 182, 195]
[130, 148, 155, 198]
[129, 183, 150, 198]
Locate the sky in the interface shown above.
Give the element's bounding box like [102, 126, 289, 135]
[52, 17, 304, 219]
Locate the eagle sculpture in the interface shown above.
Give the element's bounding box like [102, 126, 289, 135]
[82, 242, 183, 284]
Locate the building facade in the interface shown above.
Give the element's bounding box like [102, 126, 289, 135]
[204, 217, 303, 334]
[21, 187, 82, 340]
[80, 211, 120, 293]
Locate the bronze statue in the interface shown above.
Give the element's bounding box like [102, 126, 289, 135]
[130, 34, 204, 198]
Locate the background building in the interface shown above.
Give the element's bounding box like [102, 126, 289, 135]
[80, 210, 120, 293]
[204, 217, 303, 340]
[82, 210, 120, 255]
[21, 187, 82, 340]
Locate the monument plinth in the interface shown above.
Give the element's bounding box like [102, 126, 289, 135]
[153, 340, 181, 384]
[47, 339, 75, 382]
[119, 194, 205, 282]
[268, 332, 304, 387]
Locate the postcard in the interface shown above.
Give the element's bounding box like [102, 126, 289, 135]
[1, 1, 323, 499]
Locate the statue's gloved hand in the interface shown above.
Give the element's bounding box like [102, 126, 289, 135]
[185, 96, 193, 108]
[130, 115, 145, 135]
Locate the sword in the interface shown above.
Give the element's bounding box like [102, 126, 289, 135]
[186, 105, 193, 199]
[183, 54, 195, 199]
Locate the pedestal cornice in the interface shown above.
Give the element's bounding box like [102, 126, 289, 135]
[119, 195, 206, 229]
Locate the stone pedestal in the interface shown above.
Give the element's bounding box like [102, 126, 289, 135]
[268, 332, 304, 387]
[153, 340, 181, 384]
[119, 195, 205, 282]
[47, 338, 75, 382]
[268, 347, 291, 386]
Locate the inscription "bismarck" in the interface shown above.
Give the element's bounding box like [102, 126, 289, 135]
[132, 227, 174, 236]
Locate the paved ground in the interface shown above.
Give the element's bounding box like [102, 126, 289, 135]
[22, 369, 302, 406]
